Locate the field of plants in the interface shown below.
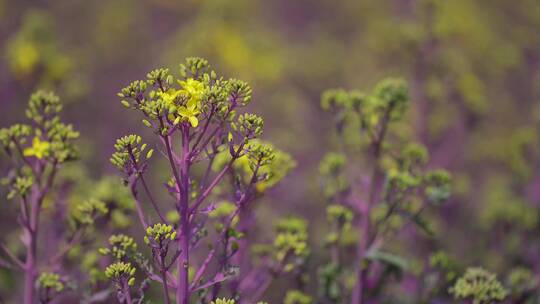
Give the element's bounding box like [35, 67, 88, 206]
[1, 1, 539, 303]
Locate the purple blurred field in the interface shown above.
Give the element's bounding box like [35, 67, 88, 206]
[1, 1, 540, 303]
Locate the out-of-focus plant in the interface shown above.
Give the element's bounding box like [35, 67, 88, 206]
[505, 267, 539, 303]
[318, 79, 452, 303]
[0, 92, 108, 304]
[449, 267, 508, 304]
[37, 272, 65, 303]
[284, 289, 312, 304]
[238, 216, 310, 303]
[108, 57, 295, 303]
[209, 139, 296, 300]
[4, 9, 80, 96]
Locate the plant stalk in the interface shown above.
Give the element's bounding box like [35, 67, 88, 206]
[177, 126, 190, 304]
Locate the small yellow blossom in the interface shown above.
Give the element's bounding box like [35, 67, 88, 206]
[23, 137, 50, 159]
[178, 78, 205, 105]
[158, 89, 181, 107]
[177, 78, 205, 128]
[159, 78, 205, 128]
[9, 40, 40, 77]
[178, 99, 201, 127]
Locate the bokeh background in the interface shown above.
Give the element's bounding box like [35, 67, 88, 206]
[1, 0, 540, 302]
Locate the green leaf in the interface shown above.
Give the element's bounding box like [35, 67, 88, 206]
[366, 249, 408, 271]
[397, 209, 435, 236]
[410, 214, 435, 236]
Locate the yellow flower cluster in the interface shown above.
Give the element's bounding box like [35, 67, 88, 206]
[144, 223, 177, 244]
[105, 262, 136, 286]
[23, 137, 51, 159]
[37, 272, 64, 292]
[159, 78, 205, 128]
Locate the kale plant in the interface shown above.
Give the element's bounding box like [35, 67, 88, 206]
[318, 79, 452, 303]
[0, 92, 108, 304]
[107, 57, 295, 303]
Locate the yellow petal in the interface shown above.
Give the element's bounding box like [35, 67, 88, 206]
[23, 147, 34, 157]
[177, 107, 189, 117]
[186, 98, 198, 110]
[188, 116, 199, 128]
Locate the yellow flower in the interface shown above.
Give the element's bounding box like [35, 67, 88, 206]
[23, 137, 51, 159]
[157, 78, 205, 128]
[178, 78, 205, 105]
[9, 40, 39, 77]
[177, 99, 201, 127]
[175, 79, 205, 128]
[158, 89, 181, 107]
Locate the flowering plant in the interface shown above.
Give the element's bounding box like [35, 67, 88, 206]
[0, 91, 109, 304]
[318, 79, 453, 303]
[108, 57, 295, 303]
[0, 59, 516, 304]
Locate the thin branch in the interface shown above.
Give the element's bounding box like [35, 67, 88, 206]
[147, 272, 177, 288]
[37, 160, 58, 203]
[190, 143, 245, 215]
[192, 106, 234, 155]
[49, 227, 86, 265]
[11, 138, 38, 177]
[191, 106, 215, 152]
[129, 180, 149, 229]
[0, 243, 24, 269]
[0, 256, 13, 269]
[139, 172, 167, 224]
[19, 197, 30, 229]
[189, 249, 216, 290]
[159, 255, 171, 304]
[127, 144, 167, 222]
[190, 272, 230, 293]
[165, 250, 181, 271]
[200, 148, 217, 190]
[160, 120, 182, 192]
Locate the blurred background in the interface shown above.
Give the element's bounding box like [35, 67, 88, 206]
[1, 0, 540, 302]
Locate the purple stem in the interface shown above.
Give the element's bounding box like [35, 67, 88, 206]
[129, 181, 149, 229]
[139, 174, 168, 223]
[190, 249, 216, 290]
[23, 161, 57, 304]
[177, 126, 190, 304]
[0, 243, 24, 269]
[122, 280, 133, 304]
[160, 254, 172, 304]
[189, 142, 245, 215]
[191, 106, 215, 153]
[351, 107, 391, 304]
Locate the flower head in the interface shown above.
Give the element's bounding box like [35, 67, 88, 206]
[178, 78, 205, 104]
[450, 267, 508, 304]
[211, 299, 235, 304]
[176, 78, 205, 127]
[177, 98, 201, 127]
[105, 261, 136, 286]
[38, 272, 64, 293]
[23, 136, 50, 159]
[159, 88, 181, 106]
[144, 223, 176, 245]
[285, 290, 312, 304]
